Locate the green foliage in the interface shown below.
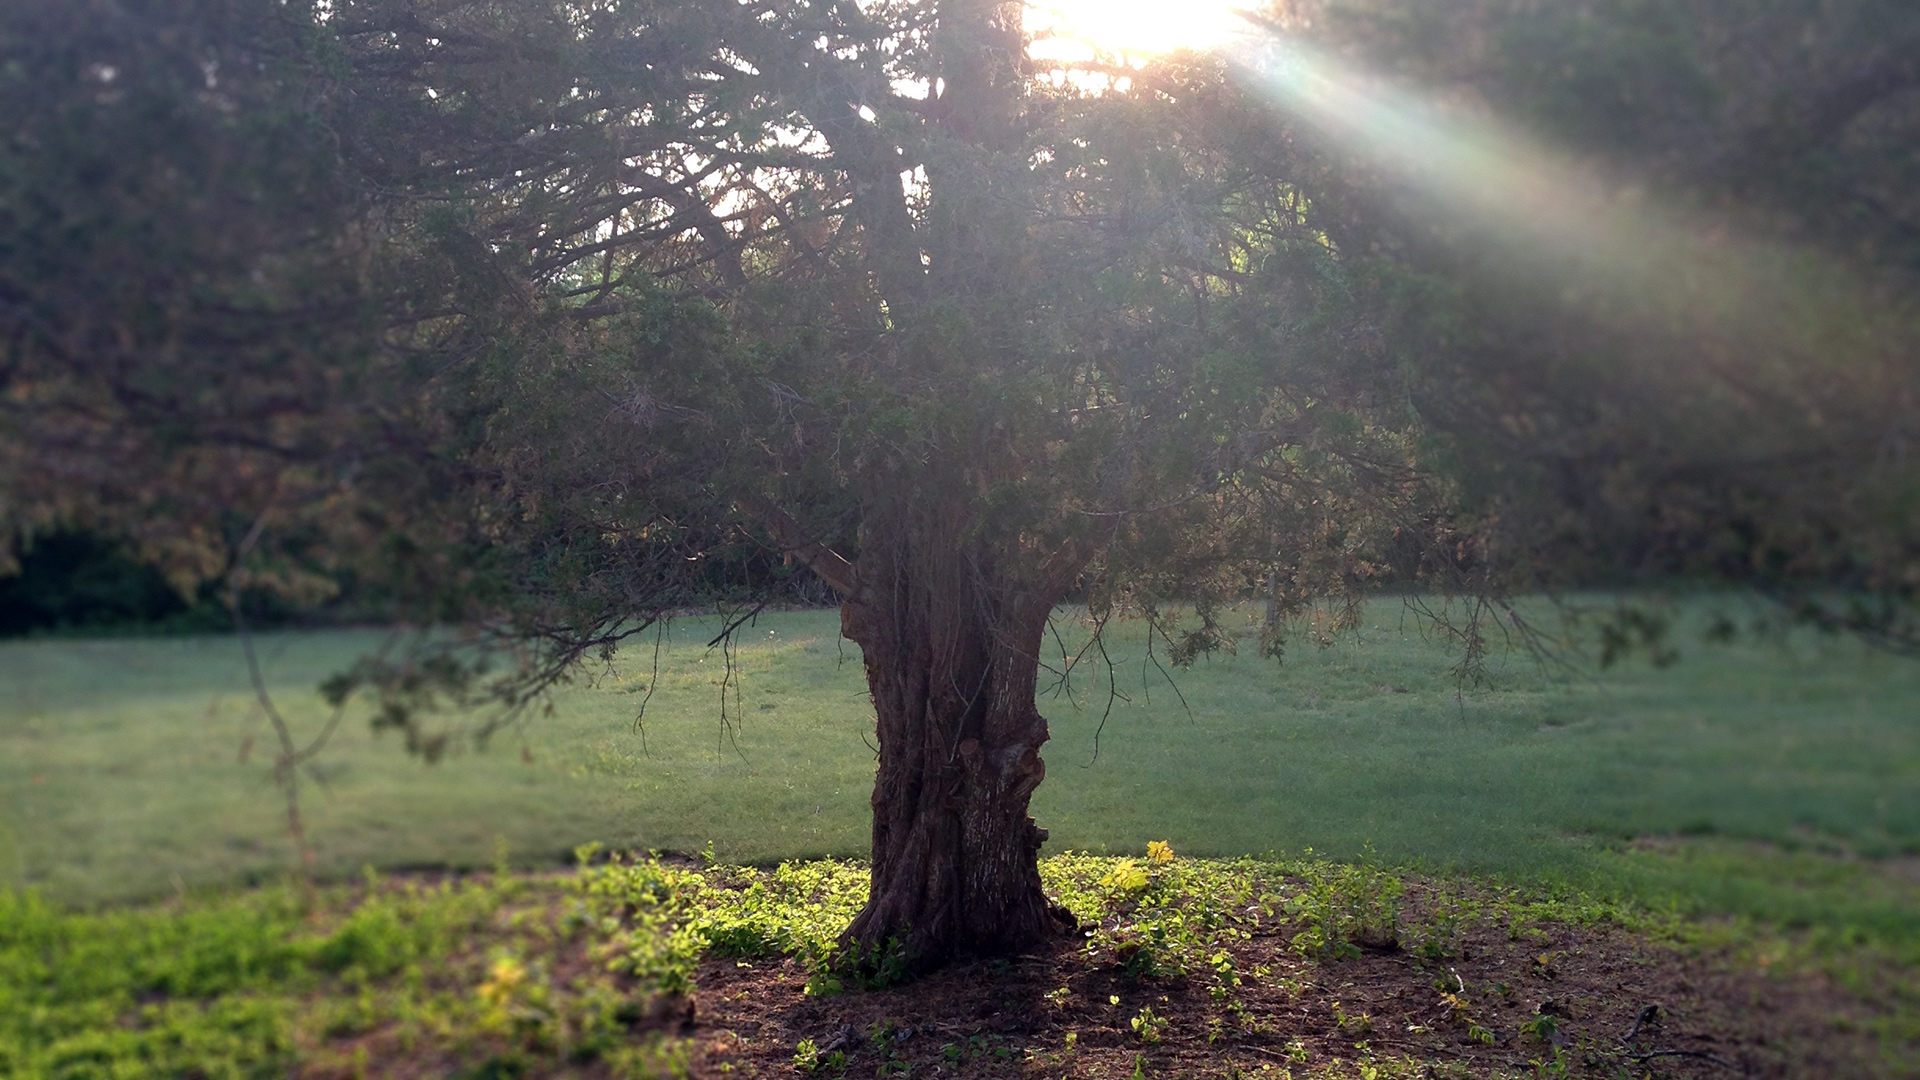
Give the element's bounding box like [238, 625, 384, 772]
[792, 1037, 846, 1075]
[1129, 1004, 1167, 1044]
[1050, 851, 1278, 984]
[687, 859, 869, 969]
[0, 864, 715, 1079]
[1519, 1012, 1561, 1045]
[570, 851, 872, 997]
[1491, 0, 1716, 155]
[1282, 850, 1404, 960]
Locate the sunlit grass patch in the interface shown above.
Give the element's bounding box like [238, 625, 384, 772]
[0, 857, 723, 1080]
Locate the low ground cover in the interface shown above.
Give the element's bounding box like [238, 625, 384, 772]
[1, 850, 1908, 1078]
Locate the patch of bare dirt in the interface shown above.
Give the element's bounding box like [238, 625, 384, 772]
[685, 904, 1905, 1078]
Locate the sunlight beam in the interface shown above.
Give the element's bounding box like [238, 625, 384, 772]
[1211, 18, 1892, 377]
[1009, 1, 1899, 394]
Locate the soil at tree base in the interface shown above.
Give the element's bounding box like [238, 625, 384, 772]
[24, 860, 1904, 1079]
[672, 883, 1900, 1078]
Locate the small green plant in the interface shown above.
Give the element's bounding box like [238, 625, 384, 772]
[1110, 926, 1168, 978]
[475, 953, 530, 1031]
[803, 969, 845, 997]
[791, 1037, 846, 1075]
[1130, 1004, 1167, 1043]
[1410, 903, 1465, 964]
[1519, 1013, 1560, 1045]
[1102, 858, 1151, 891]
[1207, 948, 1242, 1004]
[1530, 1045, 1572, 1077]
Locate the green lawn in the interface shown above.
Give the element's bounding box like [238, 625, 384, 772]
[3, 598, 1916, 955]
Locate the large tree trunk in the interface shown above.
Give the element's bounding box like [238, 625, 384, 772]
[758, 0, 1066, 974]
[834, 492, 1080, 971]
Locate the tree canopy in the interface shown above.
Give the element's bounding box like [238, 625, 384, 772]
[4, 0, 1916, 967]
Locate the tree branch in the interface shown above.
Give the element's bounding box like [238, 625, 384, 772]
[742, 496, 858, 597]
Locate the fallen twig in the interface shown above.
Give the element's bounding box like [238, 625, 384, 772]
[1628, 1048, 1743, 1071]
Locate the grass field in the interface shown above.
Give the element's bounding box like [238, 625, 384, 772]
[3, 597, 1917, 958]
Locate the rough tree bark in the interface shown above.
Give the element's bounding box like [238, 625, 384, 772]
[839, 496, 1086, 968]
[756, 488, 1085, 970]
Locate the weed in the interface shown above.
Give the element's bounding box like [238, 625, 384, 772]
[803, 969, 845, 997]
[1285, 850, 1403, 959]
[1207, 949, 1242, 1003]
[792, 1037, 845, 1076]
[1530, 1045, 1572, 1077]
[1103, 858, 1151, 891]
[1131, 1004, 1168, 1043]
[3, 839, 1906, 1078]
[1410, 894, 1477, 965]
[1520, 1013, 1561, 1045]
[1332, 1001, 1374, 1036]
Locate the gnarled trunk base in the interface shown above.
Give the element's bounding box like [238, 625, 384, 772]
[835, 505, 1080, 972]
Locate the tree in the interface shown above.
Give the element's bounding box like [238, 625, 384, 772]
[412, 0, 1424, 965]
[5, 0, 1434, 968]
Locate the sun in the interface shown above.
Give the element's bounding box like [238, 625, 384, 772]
[1025, 0, 1248, 61]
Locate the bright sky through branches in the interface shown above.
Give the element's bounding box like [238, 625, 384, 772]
[1025, 0, 1245, 61]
